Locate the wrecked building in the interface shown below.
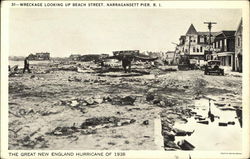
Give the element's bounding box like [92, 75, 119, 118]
[28, 52, 50, 60]
[78, 54, 109, 62]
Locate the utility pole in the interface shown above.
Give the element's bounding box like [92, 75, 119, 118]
[204, 22, 217, 61]
[171, 42, 179, 65]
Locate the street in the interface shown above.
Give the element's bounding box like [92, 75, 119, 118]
[8, 61, 242, 150]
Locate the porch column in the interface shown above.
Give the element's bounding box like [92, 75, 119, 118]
[231, 55, 234, 71]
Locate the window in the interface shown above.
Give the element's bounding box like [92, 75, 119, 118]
[197, 48, 199, 52]
[238, 37, 241, 46]
[200, 36, 204, 43]
[193, 47, 196, 52]
[200, 46, 203, 52]
[193, 40, 196, 42]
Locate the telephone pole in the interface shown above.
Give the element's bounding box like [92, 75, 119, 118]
[204, 22, 217, 60]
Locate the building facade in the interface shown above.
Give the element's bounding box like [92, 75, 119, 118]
[234, 18, 242, 72]
[177, 24, 217, 65]
[212, 31, 236, 71]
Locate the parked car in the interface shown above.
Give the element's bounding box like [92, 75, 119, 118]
[204, 60, 224, 75]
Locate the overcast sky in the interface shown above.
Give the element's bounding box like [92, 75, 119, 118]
[9, 8, 241, 57]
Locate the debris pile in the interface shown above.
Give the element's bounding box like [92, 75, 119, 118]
[80, 116, 136, 129]
[47, 117, 136, 136]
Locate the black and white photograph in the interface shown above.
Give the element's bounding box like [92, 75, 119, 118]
[1, 1, 249, 159]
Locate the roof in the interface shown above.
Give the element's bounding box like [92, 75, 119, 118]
[179, 35, 186, 40]
[215, 31, 236, 38]
[186, 24, 197, 35]
[197, 32, 218, 36]
[223, 31, 236, 37]
[235, 18, 242, 35]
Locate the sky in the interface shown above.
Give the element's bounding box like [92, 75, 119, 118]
[9, 8, 242, 57]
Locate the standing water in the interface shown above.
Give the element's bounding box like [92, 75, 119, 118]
[174, 98, 242, 151]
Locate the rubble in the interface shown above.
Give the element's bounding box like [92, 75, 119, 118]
[17, 129, 48, 149]
[214, 103, 227, 107]
[173, 128, 194, 136]
[110, 95, 136, 106]
[142, 120, 149, 125]
[218, 122, 228, 126]
[220, 107, 236, 111]
[197, 121, 209, 125]
[177, 139, 195, 150]
[81, 129, 97, 135]
[48, 126, 79, 136]
[80, 117, 136, 129]
[164, 141, 180, 149]
[8, 59, 243, 150]
[9, 82, 31, 94]
[68, 76, 82, 82]
[228, 121, 235, 125]
[162, 131, 175, 141]
[58, 65, 78, 71]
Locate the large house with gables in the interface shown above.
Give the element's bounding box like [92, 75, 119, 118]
[177, 24, 217, 65]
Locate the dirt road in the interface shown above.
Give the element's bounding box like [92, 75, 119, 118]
[8, 62, 242, 150]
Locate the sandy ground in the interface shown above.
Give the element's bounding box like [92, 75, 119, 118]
[8, 61, 242, 150]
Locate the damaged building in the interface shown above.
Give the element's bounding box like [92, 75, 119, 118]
[28, 52, 50, 60]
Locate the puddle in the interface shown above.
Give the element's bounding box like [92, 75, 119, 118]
[174, 98, 242, 151]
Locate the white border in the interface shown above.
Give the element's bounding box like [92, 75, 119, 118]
[1, 1, 249, 159]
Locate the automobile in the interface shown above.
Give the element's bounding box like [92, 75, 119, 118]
[204, 60, 224, 75]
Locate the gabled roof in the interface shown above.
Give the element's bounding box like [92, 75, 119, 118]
[215, 31, 236, 38]
[223, 31, 236, 37]
[186, 24, 197, 35]
[235, 18, 242, 35]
